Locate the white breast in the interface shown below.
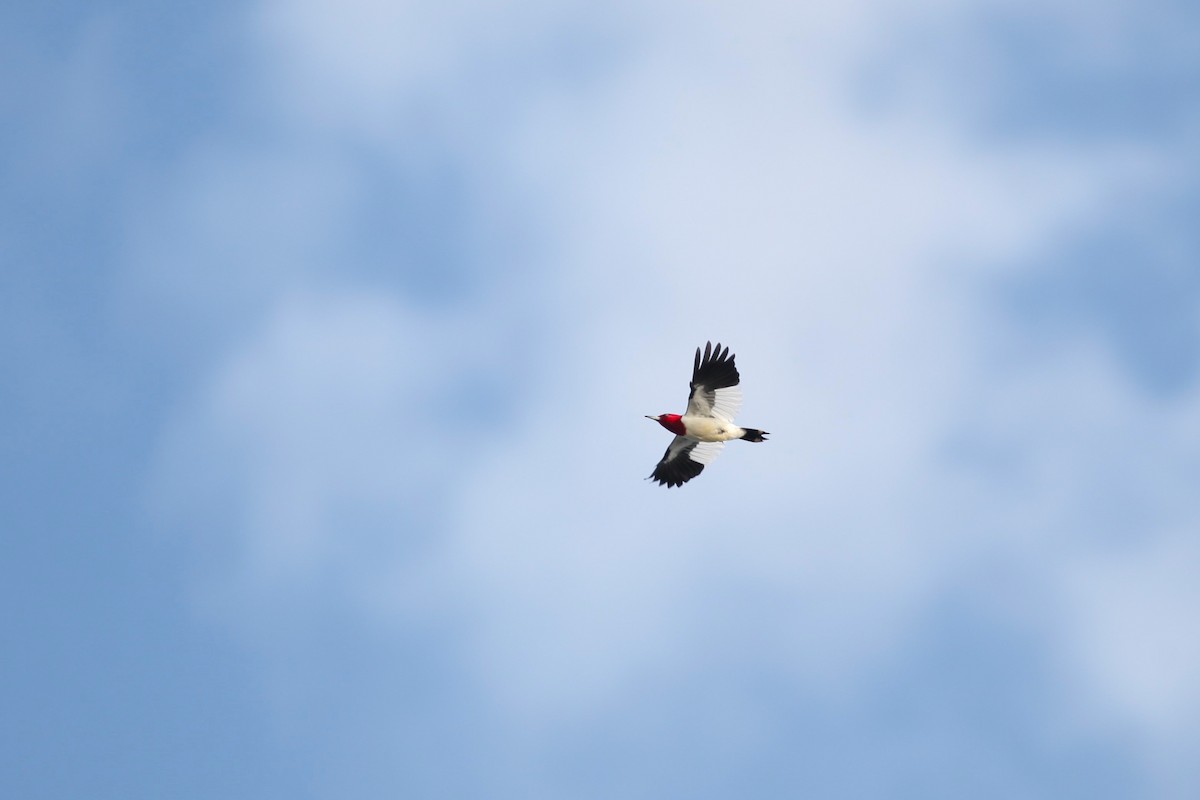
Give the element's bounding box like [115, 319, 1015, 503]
[680, 415, 745, 442]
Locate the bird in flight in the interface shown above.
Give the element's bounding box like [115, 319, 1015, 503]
[646, 341, 769, 487]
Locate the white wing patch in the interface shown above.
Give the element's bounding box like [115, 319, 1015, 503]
[688, 441, 725, 465]
[663, 436, 692, 462]
[710, 386, 742, 422]
[686, 386, 742, 420]
[685, 392, 711, 417]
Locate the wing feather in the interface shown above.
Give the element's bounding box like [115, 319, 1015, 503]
[649, 436, 726, 487]
[685, 341, 743, 421]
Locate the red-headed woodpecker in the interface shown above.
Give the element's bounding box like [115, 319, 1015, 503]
[646, 341, 769, 487]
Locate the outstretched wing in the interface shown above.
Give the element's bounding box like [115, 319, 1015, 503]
[649, 436, 725, 488]
[685, 341, 743, 421]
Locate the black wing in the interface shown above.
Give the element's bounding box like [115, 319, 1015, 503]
[649, 436, 725, 488]
[685, 341, 742, 419]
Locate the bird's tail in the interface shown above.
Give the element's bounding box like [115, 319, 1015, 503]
[740, 428, 768, 442]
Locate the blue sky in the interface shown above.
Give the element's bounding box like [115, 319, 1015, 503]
[3, 1, 1200, 797]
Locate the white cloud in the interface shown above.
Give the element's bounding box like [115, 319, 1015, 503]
[1063, 534, 1200, 730]
[1058, 530, 1200, 797]
[418, 0, 1155, 727]
[141, 0, 1200, 793]
[150, 292, 502, 624]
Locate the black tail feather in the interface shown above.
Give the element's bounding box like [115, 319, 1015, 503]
[740, 428, 768, 442]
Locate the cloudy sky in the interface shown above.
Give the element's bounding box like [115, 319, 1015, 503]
[4, 1, 1200, 797]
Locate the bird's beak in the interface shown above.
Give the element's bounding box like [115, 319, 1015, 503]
[645, 415, 659, 421]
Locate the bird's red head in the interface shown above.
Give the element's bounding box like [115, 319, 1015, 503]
[646, 413, 686, 436]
